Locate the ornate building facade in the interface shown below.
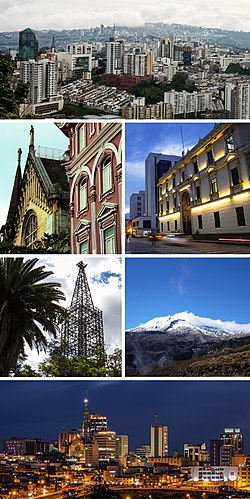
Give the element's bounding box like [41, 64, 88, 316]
[2, 126, 70, 250]
[59, 122, 122, 254]
[158, 123, 250, 239]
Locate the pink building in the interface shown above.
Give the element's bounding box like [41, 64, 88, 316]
[59, 122, 122, 254]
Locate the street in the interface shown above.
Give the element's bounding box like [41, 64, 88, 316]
[125, 236, 250, 254]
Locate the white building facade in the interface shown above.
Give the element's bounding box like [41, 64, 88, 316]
[158, 123, 250, 239]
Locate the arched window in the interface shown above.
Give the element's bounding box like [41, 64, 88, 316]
[102, 157, 112, 194]
[24, 212, 37, 248]
[79, 177, 87, 211]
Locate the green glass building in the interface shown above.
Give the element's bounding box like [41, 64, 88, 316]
[19, 28, 39, 61]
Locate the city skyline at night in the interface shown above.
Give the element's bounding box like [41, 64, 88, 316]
[1, 380, 250, 455]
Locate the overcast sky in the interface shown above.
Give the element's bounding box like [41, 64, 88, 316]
[19, 255, 122, 368]
[1, 0, 250, 31]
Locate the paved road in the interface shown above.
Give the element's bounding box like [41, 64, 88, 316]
[125, 236, 250, 254]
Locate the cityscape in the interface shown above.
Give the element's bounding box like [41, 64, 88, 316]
[1, 3, 250, 499]
[1, 19, 250, 118]
[1, 381, 250, 499]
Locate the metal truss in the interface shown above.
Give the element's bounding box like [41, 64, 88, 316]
[61, 261, 104, 360]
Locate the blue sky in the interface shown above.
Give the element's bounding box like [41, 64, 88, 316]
[126, 257, 250, 328]
[0, 122, 69, 228]
[125, 122, 215, 213]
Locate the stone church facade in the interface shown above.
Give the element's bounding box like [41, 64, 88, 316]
[3, 126, 70, 251]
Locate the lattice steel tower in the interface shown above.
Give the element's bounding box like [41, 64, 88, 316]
[61, 262, 104, 359]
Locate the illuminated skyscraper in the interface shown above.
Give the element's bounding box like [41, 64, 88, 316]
[150, 414, 168, 457]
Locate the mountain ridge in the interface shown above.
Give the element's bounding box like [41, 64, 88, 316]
[125, 312, 250, 376]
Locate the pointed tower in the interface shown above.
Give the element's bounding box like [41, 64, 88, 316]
[61, 262, 104, 360]
[82, 397, 91, 441]
[3, 148, 22, 240]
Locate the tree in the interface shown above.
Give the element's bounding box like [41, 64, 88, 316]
[0, 232, 70, 254]
[0, 54, 29, 118]
[0, 257, 65, 376]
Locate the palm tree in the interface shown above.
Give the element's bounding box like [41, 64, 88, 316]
[0, 257, 65, 376]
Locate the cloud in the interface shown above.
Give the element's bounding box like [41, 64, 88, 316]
[1, 0, 250, 30]
[125, 160, 145, 182]
[170, 260, 190, 295]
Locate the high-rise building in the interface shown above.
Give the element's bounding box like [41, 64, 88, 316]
[225, 82, 250, 119]
[94, 431, 117, 463]
[106, 38, 124, 74]
[150, 415, 168, 457]
[89, 414, 108, 435]
[184, 443, 210, 463]
[164, 89, 213, 117]
[19, 27, 39, 61]
[116, 435, 129, 458]
[145, 152, 181, 231]
[210, 428, 244, 466]
[123, 52, 153, 77]
[4, 438, 49, 456]
[20, 59, 63, 116]
[130, 191, 145, 220]
[220, 428, 244, 466]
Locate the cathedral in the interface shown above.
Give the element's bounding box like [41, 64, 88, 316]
[2, 126, 70, 251]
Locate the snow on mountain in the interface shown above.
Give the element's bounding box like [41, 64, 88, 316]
[127, 311, 250, 338]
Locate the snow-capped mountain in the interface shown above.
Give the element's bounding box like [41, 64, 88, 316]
[125, 312, 250, 375]
[127, 311, 250, 338]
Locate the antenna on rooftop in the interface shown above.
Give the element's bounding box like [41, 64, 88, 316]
[180, 125, 185, 157]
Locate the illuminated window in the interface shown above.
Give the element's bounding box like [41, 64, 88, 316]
[211, 177, 218, 194]
[79, 177, 87, 210]
[102, 157, 112, 193]
[104, 226, 115, 254]
[24, 213, 37, 248]
[225, 133, 235, 152]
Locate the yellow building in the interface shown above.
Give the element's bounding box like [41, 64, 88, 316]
[4, 126, 70, 251]
[158, 123, 250, 240]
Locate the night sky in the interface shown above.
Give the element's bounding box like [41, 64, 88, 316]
[1, 380, 250, 454]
